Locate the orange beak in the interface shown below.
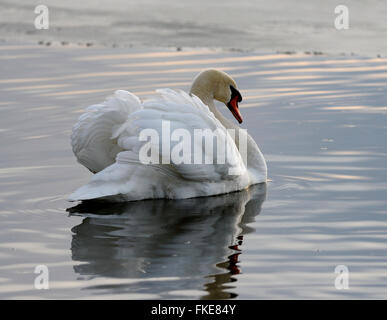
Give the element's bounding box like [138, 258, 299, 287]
[227, 86, 243, 124]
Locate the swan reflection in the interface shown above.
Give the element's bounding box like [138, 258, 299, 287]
[67, 183, 266, 299]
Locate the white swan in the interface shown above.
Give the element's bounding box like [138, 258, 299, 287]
[69, 69, 267, 202]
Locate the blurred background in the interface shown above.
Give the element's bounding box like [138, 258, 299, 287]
[1, 0, 387, 55]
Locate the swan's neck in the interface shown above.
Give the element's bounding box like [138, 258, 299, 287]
[207, 101, 240, 133]
[190, 88, 238, 132]
[190, 84, 267, 182]
[191, 91, 241, 151]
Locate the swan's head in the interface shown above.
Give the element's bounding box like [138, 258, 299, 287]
[190, 69, 243, 124]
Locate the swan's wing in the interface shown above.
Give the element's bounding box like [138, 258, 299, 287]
[114, 89, 247, 182]
[71, 90, 142, 173]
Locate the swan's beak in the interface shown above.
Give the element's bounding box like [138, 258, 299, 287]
[227, 86, 243, 124]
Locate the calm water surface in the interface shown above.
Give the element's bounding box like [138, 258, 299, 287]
[0, 45, 386, 299]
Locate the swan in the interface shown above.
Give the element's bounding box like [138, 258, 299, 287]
[69, 69, 267, 202]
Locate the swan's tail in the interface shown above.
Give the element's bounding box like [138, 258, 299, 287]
[68, 157, 165, 202]
[68, 162, 136, 202]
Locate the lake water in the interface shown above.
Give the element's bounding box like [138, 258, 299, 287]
[0, 44, 386, 299]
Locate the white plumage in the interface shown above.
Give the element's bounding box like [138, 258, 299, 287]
[69, 70, 267, 202]
[71, 90, 142, 174]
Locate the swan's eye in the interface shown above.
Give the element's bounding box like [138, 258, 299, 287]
[230, 85, 242, 103]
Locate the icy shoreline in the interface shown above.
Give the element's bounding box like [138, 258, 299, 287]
[1, 0, 386, 56]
